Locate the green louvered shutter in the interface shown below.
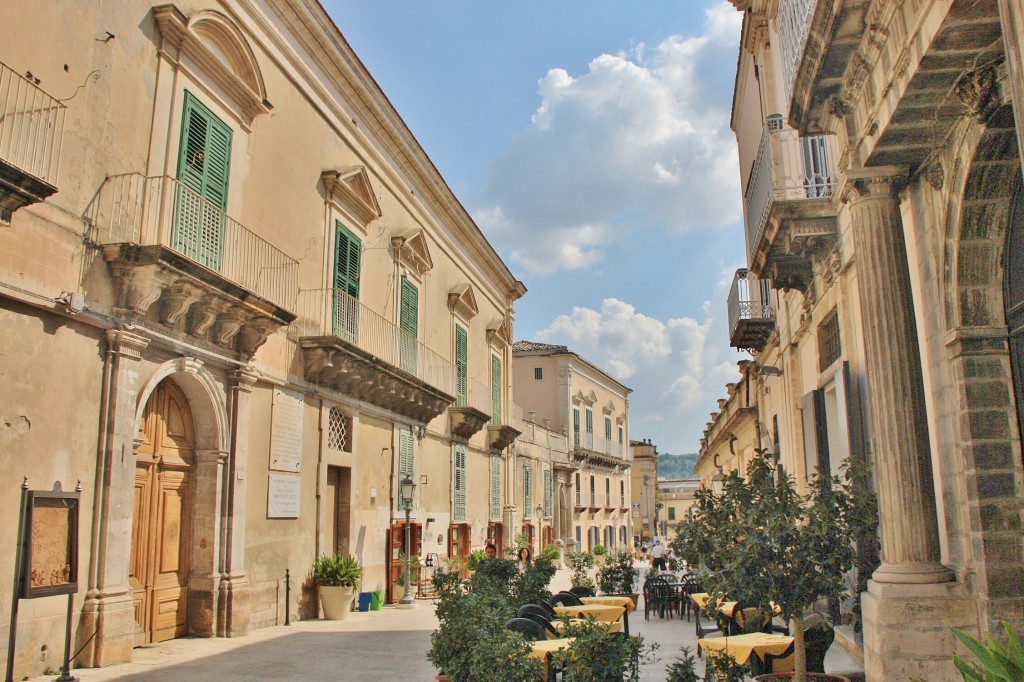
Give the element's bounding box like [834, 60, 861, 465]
[400, 278, 418, 374]
[455, 325, 468, 407]
[454, 445, 467, 521]
[491, 355, 502, 424]
[333, 222, 361, 341]
[586, 409, 593, 434]
[573, 409, 581, 446]
[544, 469, 552, 516]
[490, 454, 501, 519]
[175, 91, 231, 271]
[605, 417, 612, 441]
[398, 429, 414, 511]
[575, 473, 581, 506]
[524, 466, 532, 511]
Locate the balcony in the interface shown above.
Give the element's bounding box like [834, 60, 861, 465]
[449, 377, 491, 440]
[744, 122, 839, 291]
[573, 430, 627, 467]
[294, 287, 455, 423]
[728, 269, 775, 353]
[89, 174, 297, 358]
[0, 61, 65, 223]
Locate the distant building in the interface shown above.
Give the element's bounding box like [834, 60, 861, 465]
[512, 341, 632, 552]
[695, 361, 760, 485]
[629, 439, 659, 545]
[656, 478, 700, 543]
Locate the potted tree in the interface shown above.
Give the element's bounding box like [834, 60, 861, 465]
[393, 552, 421, 601]
[596, 549, 640, 607]
[567, 550, 596, 592]
[671, 450, 877, 682]
[591, 543, 609, 565]
[311, 552, 362, 620]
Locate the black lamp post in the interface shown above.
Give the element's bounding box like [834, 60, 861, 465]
[399, 475, 415, 606]
[535, 504, 544, 553]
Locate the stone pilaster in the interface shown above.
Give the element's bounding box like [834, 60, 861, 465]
[844, 170, 953, 585]
[78, 330, 150, 668]
[188, 447, 227, 638]
[216, 367, 258, 637]
[998, 0, 1024, 170]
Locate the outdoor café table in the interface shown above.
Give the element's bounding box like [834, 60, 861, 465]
[529, 637, 574, 681]
[550, 618, 623, 637]
[697, 632, 794, 666]
[579, 595, 634, 635]
[690, 592, 739, 617]
[552, 604, 625, 622]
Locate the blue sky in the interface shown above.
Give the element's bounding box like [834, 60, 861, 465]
[323, 1, 749, 455]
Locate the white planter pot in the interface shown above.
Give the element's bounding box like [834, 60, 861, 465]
[319, 585, 355, 620]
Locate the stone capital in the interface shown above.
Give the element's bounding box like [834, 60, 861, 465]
[105, 328, 150, 359]
[231, 366, 260, 391]
[842, 167, 908, 203]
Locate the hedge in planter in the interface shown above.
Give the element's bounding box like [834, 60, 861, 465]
[596, 550, 639, 597]
[551, 617, 655, 682]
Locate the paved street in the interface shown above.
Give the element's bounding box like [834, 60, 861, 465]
[28, 567, 864, 681]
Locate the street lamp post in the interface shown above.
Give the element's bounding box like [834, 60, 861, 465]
[535, 504, 544, 554]
[399, 475, 416, 606]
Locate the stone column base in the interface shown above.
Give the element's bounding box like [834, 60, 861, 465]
[216, 574, 251, 637]
[76, 591, 135, 668]
[862, 579, 974, 682]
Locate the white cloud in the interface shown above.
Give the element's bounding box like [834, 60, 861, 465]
[535, 297, 745, 451]
[474, 4, 743, 277]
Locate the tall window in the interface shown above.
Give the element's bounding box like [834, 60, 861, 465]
[668, 506, 676, 521]
[490, 453, 501, 519]
[619, 480, 625, 507]
[589, 474, 595, 507]
[455, 325, 468, 407]
[453, 445, 467, 521]
[175, 91, 231, 270]
[491, 355, 503, 424]
[399, 278, 418, 373]
[818, 309, 842, 370]
[573, 408, 581, 446]
[575, 472, 581, 506]
[604, 416, 612, 444]
[534, 367, 542, 380]
[524, 465, 533, 511]
[397, 429, 413, 511]
[585, 408, 594, 434]
[333, 221, 361, 340]
[543, 469, 552, 516]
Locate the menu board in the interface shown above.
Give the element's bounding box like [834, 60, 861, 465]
[23, 490, 79, 598]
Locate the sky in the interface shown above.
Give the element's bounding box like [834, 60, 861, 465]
[322, 1, 750, 455]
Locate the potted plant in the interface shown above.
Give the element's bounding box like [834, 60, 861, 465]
[465, 548, 488, 574]
[665, 646, 745, 682]
[551, 617, 655, 681]
[592, 543, 609, 565]
[567, 550, 596, 592]
[671, 450, 876, 682]
[310, 552, 362, 620]
[393, 552, 421, 601]
[596, 549, 639, 607]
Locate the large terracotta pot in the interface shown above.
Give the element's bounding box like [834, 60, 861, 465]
[754, 674, 850, 682]
[318, 585, 355, 620]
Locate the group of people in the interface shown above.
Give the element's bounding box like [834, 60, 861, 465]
[637, 538, 673, 571]
[483, 542, 533, 574]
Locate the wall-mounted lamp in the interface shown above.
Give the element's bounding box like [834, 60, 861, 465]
[757, 366, 784, 377]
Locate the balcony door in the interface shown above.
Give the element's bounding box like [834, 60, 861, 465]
[131, 380, 195, 646]
[400, 277, 418, 374]
[174, 91, 231, 271]
[333, 222, 361, 342]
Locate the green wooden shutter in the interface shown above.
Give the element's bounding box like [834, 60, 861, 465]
[573, 408, 580, 446]
[400, 278, 418, 374]
[524, 466, 532, 511]
[575, 473, 581, 506]
[605, 417, 612, 441]
[490, 355, 502, 424]
[455, 325, 468, 407]
[454, 445, 467, 521]
[398, 429, 414, 511]
[175, 91, 231, 271]
[333, 221, 361, 340]
[585, 409, 593, 434]
[544, 469, 552, 516]
[490, 454, 501, 519]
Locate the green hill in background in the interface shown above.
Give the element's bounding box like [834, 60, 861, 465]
[657, 452, 700, 479]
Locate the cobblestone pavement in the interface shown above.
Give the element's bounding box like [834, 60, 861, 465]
[26, 564, 864, 681]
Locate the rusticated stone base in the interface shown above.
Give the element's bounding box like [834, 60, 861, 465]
[862, 580, 974, 682]
[217, 575, 251, 637]
[75, 591, 135, 668]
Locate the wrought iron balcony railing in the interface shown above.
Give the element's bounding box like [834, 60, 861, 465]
[294, 287, 456, 396]
[744, 121, 838, 264]
[89, 173, 298, 311]
[777, 0, 817, 106]
[728, 269, 775, 353]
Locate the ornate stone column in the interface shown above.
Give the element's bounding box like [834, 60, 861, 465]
[78, 329, 150, 667]
[216, 367, 258, 637]
[845, 170, 952, 584]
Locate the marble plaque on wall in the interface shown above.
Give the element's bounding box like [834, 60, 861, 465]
[267, 475, 301, 518]
[270, 387, 303, 472]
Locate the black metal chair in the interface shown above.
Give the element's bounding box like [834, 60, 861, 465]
[521, 612, 560, 638]
[804, 614, 835, 674]
[569, 584, 595, 598]
[518, 603, 554, 623]
[503, 617, 546, 642]
[533, 599, 556, 618]
[679, 575, 701, 621]
[549, 590, 583, 607]
[729, 602, 772, 635]
[753, 641, 796, 676]
[693, 596, 726, 658]
[642, 576, 679, 620]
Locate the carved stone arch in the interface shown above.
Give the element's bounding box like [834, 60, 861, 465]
[154, 5, 271, 126]
[134, 356, 229, 455]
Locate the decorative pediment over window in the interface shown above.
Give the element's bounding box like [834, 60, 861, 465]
[390, 229, 433, 274]
[153, 5, 271, 126]
[573, 390, 597, 406]
[487, 317, 511, 345]
[322, 167, 382, 226]
[603, 400, 616, 415]
[447, 283, 479, 319]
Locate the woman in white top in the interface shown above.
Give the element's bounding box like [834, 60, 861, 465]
[516, 546, 532, 574]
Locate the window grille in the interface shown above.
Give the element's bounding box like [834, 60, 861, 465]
[818, 310, 842, 370]
[327, 407, 351, 452]
[534, 367, 543, 380]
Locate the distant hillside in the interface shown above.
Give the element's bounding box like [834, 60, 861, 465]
[657, 452, 699, 479]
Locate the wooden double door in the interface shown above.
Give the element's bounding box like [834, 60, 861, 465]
[131, 381, 195, 646]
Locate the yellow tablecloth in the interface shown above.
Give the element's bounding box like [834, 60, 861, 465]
[690, 592, 738, 616]
[529, 637, 574, 659]
[550, 618, 623, 637]
[580, 595, 636, 612]
[553, 604, 625, 622]
[697, 632, 794, 665]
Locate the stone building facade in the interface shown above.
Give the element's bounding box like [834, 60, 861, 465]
[511, 341, 633, 553]
[629, 439, 659, 546]
[725, 0, 1024, 679]
[0, 1, 524, 677]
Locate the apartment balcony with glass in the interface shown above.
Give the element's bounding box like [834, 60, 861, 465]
[744, 118, 839, 291]
[0, 60, 65, 223]
[293, 287, 455, 423]
[89, 173, 297, 358]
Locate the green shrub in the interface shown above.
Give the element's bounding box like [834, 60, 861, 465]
[950, 621, 1024, 682]
[465, 549, 488, 571]
[310, 552, 362, 588]
[542, 543, 561, 562]
[592, 543, 608, 556]
[567, 550, 596, 591]
[597, 550, 638, 595]
[552, 618, 655, 681]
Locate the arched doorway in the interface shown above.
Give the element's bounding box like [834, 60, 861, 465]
[1006, 179, 1024, 450]
[130, 379, 195, 645]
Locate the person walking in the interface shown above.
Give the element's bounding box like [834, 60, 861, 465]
[650, 538, 667, 572]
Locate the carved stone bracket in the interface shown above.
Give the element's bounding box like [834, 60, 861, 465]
[954, 64, 1002, 123]
[488, 424, 521, 452]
